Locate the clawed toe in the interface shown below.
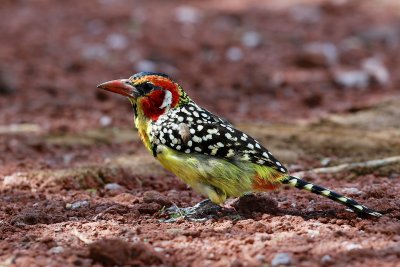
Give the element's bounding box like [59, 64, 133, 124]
[161, 199, 222, 222]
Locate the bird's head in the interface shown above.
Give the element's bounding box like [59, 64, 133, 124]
[97, 72, 189, 121]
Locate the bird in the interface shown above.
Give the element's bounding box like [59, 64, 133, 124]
[97, 72, 382, 218]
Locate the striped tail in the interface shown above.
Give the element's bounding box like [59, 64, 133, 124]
[281, 176, 382, 217]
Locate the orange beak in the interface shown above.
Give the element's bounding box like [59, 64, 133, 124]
[97, 79, 139, 98]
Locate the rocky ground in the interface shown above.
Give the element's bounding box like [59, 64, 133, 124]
[1, 0, 400, 266]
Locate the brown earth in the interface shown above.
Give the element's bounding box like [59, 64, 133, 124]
[1, 0, 400, 266]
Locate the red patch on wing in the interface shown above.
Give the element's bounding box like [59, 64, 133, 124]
[140, 90, 167, 121]
[148, 77, 180, 108]
[252, 174, 281, 191]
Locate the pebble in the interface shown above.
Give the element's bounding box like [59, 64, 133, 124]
[321, 255, 332, 264]
[81, 44, 108, 60]
[332, 69, 369, 89]
[297, 42, 338, 67]
[143, 191, 171, 206]
[104, 183, 123, 190]
[241, 31, 262, 48]
[362, 57, 390, 86]
[99, 116, 112, 127]
[225, 47, 243, 62]
[66, 200, 90, 210]
[175, 6, 202, 24]
[289, 5, 321, 24]
[106, 34, 128, 50]
[341, 187, 363, 196]
[271, 253, 292, 266]
[48, 246, 64, 254]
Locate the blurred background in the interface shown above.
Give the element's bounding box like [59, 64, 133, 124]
[1, 1, 400, 265]
[1, 0, 399, 132]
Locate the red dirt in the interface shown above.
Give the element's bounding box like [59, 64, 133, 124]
[1, 0, 400, 266]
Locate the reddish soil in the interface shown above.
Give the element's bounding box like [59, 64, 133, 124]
[1, 0, 400, 266]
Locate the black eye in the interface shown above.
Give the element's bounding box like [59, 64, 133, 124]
[141, 82, 154, 93]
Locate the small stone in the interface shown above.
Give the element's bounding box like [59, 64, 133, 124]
[340, 187, 363, 196]
[321, 255, 332, 263]
[99, 116, 112, 127]
[241, 31, 262, 48]
[175, 6, 202, 24]
[225, 47, 243, 62]
[296, 42, 338, 68]
[48, 246, 64, 254]
[106, 34, 128, 50]
[104, 183, 123, 190]
[362, 57, 390, 86]
[344, 243, 362, 251]
[66, 200, 90, 210]
[81, 44, 108, 60]
[289, 5, 321, 24]
[271, 253, 292, 266]
[332, 69, 369, 89]
[143, 191, 171, 206]
[136, 203, 162, 215]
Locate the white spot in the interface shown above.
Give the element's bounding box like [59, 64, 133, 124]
[211, 148, 218, 155]
[262, 152, 269, 158]
[225, 133, 232, 139]
[177, 116, 184, 122]
[255, 143, 261, 149]
[241, 136, 247, 141]
[226, 149, 235, 157]
[189, 106, 195, 111]
[185, 149, 191, 153]
[241, 154, 250, 161]
[247, 143, 254, 149]
[193, 136, 202, 143]
[187, 117, 193, 122]
[189, 128, 195, 134]
[176, 145, 181, 150]
[193, 111, 199, 117]
[216, 142, 224, 147]
[289, 179, 297, 186]
[163, 128, 168, 133]
[187, 140, 193, 147]
[159, 90, 173, 109]
[276, 162, 282, 166]
[207, 129, 218, 135]
[280, 167, 286, 172]
[201, 113, 208, 118]
[197, 125, 204, 131]
[194, 147, 202, 152]
[257, 159, 265, 164]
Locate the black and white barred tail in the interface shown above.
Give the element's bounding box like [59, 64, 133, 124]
[281, 176, 382, 217]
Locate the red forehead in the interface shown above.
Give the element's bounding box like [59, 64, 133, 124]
[147, 76, 176, 90]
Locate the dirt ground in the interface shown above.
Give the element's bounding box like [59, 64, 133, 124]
[1, 0, 400, 266]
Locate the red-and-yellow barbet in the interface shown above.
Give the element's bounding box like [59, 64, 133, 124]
[98, 72, 382, 218]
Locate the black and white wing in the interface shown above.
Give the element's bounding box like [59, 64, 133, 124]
[151, 102, 287, 174]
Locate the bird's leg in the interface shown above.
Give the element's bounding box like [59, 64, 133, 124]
[162, 199, 222, 222]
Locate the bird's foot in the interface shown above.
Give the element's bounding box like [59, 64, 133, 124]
[161, 199, 222, 222]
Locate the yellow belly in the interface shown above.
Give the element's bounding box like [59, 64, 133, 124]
[155, 145, 255, 204]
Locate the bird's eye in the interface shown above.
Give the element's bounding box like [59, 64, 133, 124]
[141, 82, 154, 92]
